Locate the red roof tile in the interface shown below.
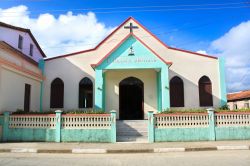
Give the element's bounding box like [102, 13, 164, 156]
[227, 90, 250, 101]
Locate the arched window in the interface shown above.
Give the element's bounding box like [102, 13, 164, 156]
[79, 77, 93, 108]
[50, 78, 64, 108]
[170, 76, 184, 107]
[199, 76, 213, 106]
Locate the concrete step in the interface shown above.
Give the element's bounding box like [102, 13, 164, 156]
[116, 124, 148, 128]
[117, 136, 148, 142]
[116, 120, 148, 142]
[117, 120, 148, 125]
[117, 131, 148, 136]
[117, 123, 148, 126]
[117, 131, 147, 135]
[117, 127, 147, 131]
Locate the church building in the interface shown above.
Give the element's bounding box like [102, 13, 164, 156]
[43, 17, 227, 120]
[0, 17, 227, 120]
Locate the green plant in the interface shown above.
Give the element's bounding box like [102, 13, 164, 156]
[65, 108, 104, 114]
[12, 108, 105, 115]
[215, 108, 250, 113]
[160, 108, 207, 114]
[218, 105, 229, 110]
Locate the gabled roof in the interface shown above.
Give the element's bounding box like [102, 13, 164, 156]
[0, 41, 38, 65]
[0, 22, 46, 57]
[91, 33, 172, 68]
[45, 17, 217, 61]
[227, 90, 250, 101]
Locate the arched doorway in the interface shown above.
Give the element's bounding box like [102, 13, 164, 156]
[119, 77, 144, 120]
[79, 77, 93, 108]
[50, 78, 64, 108]
[199, 76, 213, 106]
[170, 76, 184, 107]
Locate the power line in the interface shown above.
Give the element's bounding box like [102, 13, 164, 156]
[0, 2, 248, 13]
[40, 23, 214, 49]
[0, 5, 249, 18]
[6, 14, 219, 50]
[11, 15, 234, 51]
[39, 16, 232, 50]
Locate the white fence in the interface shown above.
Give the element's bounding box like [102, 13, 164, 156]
[155, 113, 209, 128]
[7, 114, 112, 130]
[155, 112, 250, 129]
[9, 114, 56, 129]
[215, 113, 250, 127]
[61, 114, 111, 129]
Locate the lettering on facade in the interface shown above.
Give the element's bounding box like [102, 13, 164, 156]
[106, 57, 157, 64]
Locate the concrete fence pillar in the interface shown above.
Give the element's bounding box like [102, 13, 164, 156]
[55, 110, 62, 143]
[110, 110, 116, 143]
[2, 112, 10, 142]
[148, 111, 155, 143]
[207, 108, 216, 141]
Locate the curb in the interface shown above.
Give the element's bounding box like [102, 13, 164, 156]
[185, 147, 217, 152]
[0, 145, 249, 154]
[107, 149, 153, 153]
[217, 145, 249, 150]
[154, 148, 185, 153]
[72, 148, 107, 154]
[11, 148, 37, 153]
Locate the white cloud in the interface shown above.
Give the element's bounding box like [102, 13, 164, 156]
[0, 5, 115, 57]
[1, 6, 249, 93]
[209, 20, 250, 92]
[196, 50, 207, 55]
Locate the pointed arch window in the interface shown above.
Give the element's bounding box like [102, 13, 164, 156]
[50, 78, 64, 108]
[199, 76, 213, 106]
[79, 77, 93, 108]
[170, 76, 184, 107]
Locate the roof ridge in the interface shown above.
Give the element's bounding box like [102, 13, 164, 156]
[0, 21, 30, 32]
[228, 89, 250, 94]
[45, 16, 217, 61]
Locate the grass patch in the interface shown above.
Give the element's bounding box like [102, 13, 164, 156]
[159, 107, 250, 114]
[160, 109, 207, 114]
[12, 108, 105, 115]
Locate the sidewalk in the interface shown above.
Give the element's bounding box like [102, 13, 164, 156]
[1, 140, 250, 153]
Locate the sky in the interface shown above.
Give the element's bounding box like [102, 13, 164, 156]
[0, 0, 250, 93]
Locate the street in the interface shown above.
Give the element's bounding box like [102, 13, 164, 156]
[0, 150, 249, 166]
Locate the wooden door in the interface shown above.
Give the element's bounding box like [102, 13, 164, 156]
[24, 84, 31, 112]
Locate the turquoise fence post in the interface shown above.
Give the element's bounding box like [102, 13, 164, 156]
[2, 112, 10, 142]
[148, 111, 155, 143]
[160, 67, 170, 111]
[94, 69, 104, 110]
[110, 110, 116, 143]
[38, 59, 45, 112]
[55, 110, 62, 143]
[218, 57, 227, 107]
[207, 108, 216, 141]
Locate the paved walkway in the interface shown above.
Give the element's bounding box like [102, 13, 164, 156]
[1, 151, 250, 166]
[1, 140, 250, 153]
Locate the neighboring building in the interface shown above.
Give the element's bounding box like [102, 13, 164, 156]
[0, 22, 46, 112]
[42, 17, 227, 119]
[227, 90, 250, 110]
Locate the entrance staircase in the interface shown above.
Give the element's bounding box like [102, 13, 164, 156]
[116, 120, 148, 142]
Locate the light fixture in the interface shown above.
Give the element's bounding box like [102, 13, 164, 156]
[128, 45, 134, 56]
